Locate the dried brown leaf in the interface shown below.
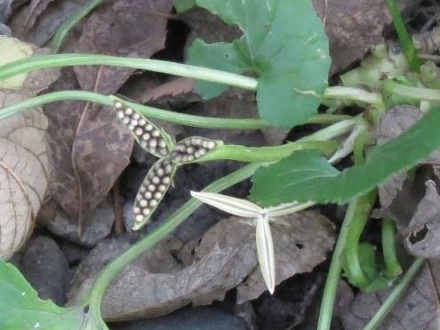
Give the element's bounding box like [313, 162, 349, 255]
[141, 78, 195, 103]
[377, 106, 440, 235]
[405, 181, 440, 258]
[44, 70, 133, 223]
[339, 260, 440, 330]
[8, 0, 86, 46]
[73, 0, 173, 95]
[0, 37, 59, 258]
[312, 0, 411, 74]
[69, 210, 334, 320]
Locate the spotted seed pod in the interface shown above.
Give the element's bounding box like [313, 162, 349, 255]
[170, 136, 218, 164]
[132, 157, 177, 230]
[114, 101, 174, 158]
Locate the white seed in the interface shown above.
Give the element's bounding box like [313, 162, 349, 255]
[134, 127, 143, 136]
[139, 200, 148, 207]
[124, 107, 133, 115]
[145, 124, 153, 131]
[145, 191, 152, 199]
[123, 117, 130, 124]
[139, 185, 146, 193]
[138, 119, 146, 126]
[162, 177, 170, 185]
[165, 164, 173, 173]
[157, 184, 167, 192]
[198, 149, 207, 156]
[186, 146, 195, 154]
[117, 111, 125, 119]
[147, 184, 156, 192]
[128, 124, 135, 131]
[152, 130, 160, 137]
[130, 119, 139, 127]
[114, 101, 123, 109]
[132, 113, 140, 120]
[134, 207, 141, 213]
[135, 214, 144, 222]
[158, 140, 167, 148]
[142, 208, 151, 216]
[152, 176, 160, 185]
[160, 148, 168, 156]
[149, 200, 158, 207]
[142, 133, 150, 141]
[149, 139, 158, 148]
[154, 192, 162, 199]
[156, 168, 165, 177]
[192, 138, 202, 145]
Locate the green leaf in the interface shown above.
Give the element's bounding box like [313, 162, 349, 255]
[250, 107, 440, 205]
[0, 259, 102, 329]
[173, 0, 196, 13]
[188, 0, 330, 127]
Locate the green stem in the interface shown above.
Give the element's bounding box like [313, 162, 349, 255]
[0, 54, 257, 90]
[343, 190, 377, 288]
[383, 80, 440, 103]
[201, 141, 337, 163]
[0, 90, 351, 129]
[363, 258, 425, 330]
[385, 0, 420, 72]
[88, 162, 262, 318]
[0, 91, 268, 129]
[323, 86, 381, 105]
[382, 219, 403, 278]
[317, 197, 361, 330]
[51, 0, 104, 52]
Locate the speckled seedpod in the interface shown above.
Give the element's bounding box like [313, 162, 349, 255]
[170, 136, 218, 164]
[132, 157, 177, 230]
[114, 101, 174, 158]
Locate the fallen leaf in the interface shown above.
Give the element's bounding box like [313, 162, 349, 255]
[338, 260, 440, 330]
[8, 0, 86, 46]
[0, 37, 59, 258]
[43, 68, 133, 223]
[68, 210, 334, 320]
[312, 0, 412, 74]
[73, 0, 173, 95]
[405, 180, 440, 259]
[377, 106, 440, 233]
[141, 78, 195, 103]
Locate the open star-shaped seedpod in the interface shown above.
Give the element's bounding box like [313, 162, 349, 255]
[113, 100, 220, 230]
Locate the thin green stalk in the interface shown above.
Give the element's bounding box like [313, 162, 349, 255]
[317, 197, 361, 330]
[383, 80, 440, 103]
[386, 0, 420, 72]
[51, 0, 104, 52]
[0, 90, 268, 129]
[363, 258, 425, 330]
[323, 86, 381, 105]
[88, 162, 262, 318]
[343, 190, 377, 288]
[0, 90, 351, 129]
[0, 54, 258, 90]
[382, 219, 403, 278]
[200, 140, 337, 163]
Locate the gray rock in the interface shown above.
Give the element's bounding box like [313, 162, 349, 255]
[48, 198, 114, 247]
[111, 306, 249, 330]
[20, 236, 71, 305]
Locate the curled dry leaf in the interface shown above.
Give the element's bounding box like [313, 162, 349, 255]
[405, 180, 440, 259]
[68, 210, 334, 320]
[338, 260, 440, 330]
[0, 37, 59, 258]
